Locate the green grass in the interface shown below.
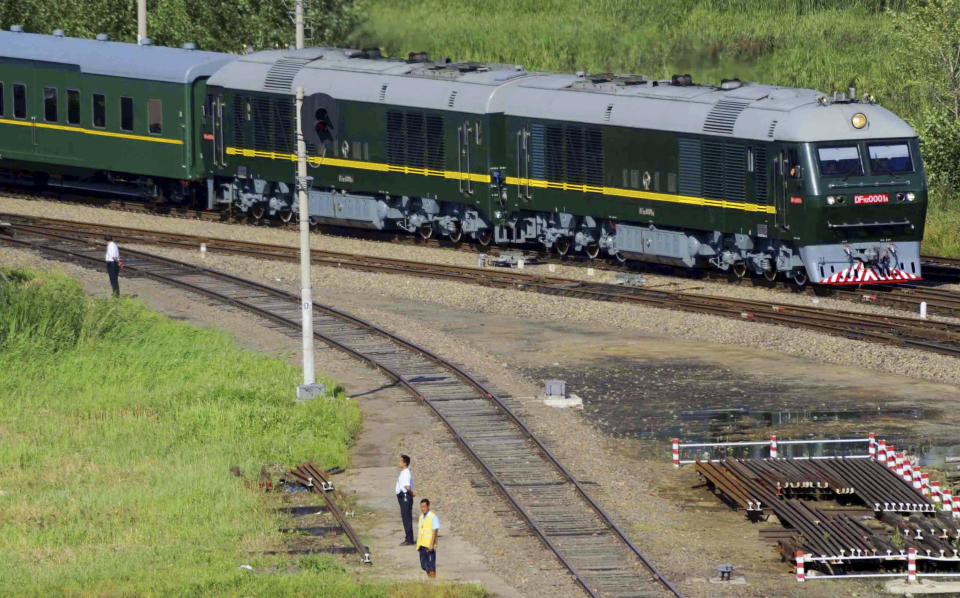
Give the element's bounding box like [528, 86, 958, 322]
[922, 184, 960, 258]
[0, 270, 484, 597]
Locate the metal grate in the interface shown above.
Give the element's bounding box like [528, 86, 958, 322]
[386, 110, 445, 170]
[603, 103, 614, 121]
[678, 138, 702, 196]
[754, 146, 768, 204]
[447, 90, 458, 108]
[263, 57, 311, 93]
[702, 99, 752, 135]
[767, 120, 778, 138]
[701, 141, 724, 199]
[379, 84, 388, 101]
[723, 144, 746, 202]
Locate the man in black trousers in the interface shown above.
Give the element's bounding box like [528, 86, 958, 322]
[396, 454, 415, 545]
[105, 235, 122, 297]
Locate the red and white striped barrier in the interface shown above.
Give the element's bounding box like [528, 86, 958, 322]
[672, 438, 680, 468]
[796, 551, 805, 583]
[922, 473, 930, 497]
[869, 433, 876, 459]
[886, 445, 897, 470]
[896, 452, 905, 477]
[912, 467, 923, 492]
[932, 481, 942, 504]
[903, 458, 913, 484]
[770, 435, 778, 459]
[877, 439, 887, 465]
[943, 488, 954, 513]
[908, 548, 917, 583]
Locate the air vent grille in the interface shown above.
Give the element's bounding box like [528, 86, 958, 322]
[379, 84, 388, 101]
[447, 90, 459, 108]
[767, 120, 778, 138]
[603, 104, 614, 121]
[263, 57, 311, 92]
[702, 99, 751, 135]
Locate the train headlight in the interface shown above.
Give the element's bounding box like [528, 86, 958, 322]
[906, 192, 916, 202]
[851, 113, 868, 129]
[826, 196, 836, 205]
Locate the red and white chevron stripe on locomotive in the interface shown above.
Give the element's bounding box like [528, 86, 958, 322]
[821, 261, 921, 285]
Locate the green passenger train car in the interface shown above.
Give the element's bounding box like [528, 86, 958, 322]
[0, 28, 231, 200]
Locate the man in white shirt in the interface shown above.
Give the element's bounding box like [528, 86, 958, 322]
[416, 498, 439, 578]
[104, 235, 122, 297]
[396, 454, 415, 545]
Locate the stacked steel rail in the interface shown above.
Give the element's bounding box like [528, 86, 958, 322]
[3, 224, 681, 598]
[285, 462, 371, 563]
[6, 213, 960, 359]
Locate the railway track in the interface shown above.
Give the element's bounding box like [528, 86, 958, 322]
[2, 223, 682, 598]
[4, 189, 959, 288]
[6, 213, 960, 359]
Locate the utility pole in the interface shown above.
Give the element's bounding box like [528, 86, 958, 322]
[295, 0, 304, 51]
[294, 0, 322, 401]
[137, 0, 146, 43]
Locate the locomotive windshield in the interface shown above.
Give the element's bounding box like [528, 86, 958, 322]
[867, 143, 913, 174]
[817, 145, 863, 177]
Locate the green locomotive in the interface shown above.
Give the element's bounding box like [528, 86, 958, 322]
[0, 29, 927, 285]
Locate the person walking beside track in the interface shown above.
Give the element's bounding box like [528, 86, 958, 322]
[105, 235, 123, 297]
[396, 454, 415, 545]
[416, 498, 439, 578]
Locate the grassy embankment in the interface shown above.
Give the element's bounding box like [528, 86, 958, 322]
[356, 0, 960, 256]
[0, 269, 483, 597]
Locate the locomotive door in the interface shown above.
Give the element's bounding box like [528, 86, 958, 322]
[515, 126, 532, 203]
[458, 120, 479, 196]
[774, 150, 789, 230]
[211, 95, 226, 168]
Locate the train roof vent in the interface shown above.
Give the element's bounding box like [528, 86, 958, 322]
[96, 33, 109, 41]
[702, 99, 752, 135]
[767, 120, 778, 138]
[603, 104, 614, 121]
[9, 25, 23, 33]
[263, 57, 312, 92]
[447, 90, 458, 108]
[379, 83, 388, 101]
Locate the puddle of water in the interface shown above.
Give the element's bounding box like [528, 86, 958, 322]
[523, 358, 955, 461]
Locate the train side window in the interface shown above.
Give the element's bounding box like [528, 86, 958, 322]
[148, 99, 162, 134]
[43, 87, 58, 122]
[93, 93, 106, 128]
[120, 96, 134, 132]
[0, 82, 4, 117]
[67, 89, 80, 124]
[13, 83, 26, 119]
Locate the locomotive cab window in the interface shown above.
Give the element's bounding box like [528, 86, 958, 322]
[120, 97, 134, 132]
[817, 145, 862, 177]
[868, 143, 913, 174]
[67, 89, 80, 125]
[93, 93, 106, 128]
[43, 87, 57, 122]
[13, 83, 26, 119]
[148, 99, 162, 134]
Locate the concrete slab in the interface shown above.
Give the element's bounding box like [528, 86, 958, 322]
[885, 578, 960, 595]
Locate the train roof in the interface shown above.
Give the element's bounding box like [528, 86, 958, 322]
[209, 47, 917, 143]
[0, 29, 233, 84]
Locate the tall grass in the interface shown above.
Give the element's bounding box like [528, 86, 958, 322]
[0, 271, 483, 597]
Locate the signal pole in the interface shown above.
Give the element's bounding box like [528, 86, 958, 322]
[294, 0, 322, 400]
[137, 0, 146, 43]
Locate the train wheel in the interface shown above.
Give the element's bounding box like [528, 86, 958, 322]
[732, 264, 746, 279]
[278, 209, 294, 223]
[584, 243, 600, 259]
[762, 268, 778, 282]
[477, 229, 492, 247]
[448, 224, 463, 244]
[250, 204, 266, 223]
[418, 223, 434, 240]
[790, 269, 808, 291]
[613, 251, 627, 264]
[555, 237, 570, 257]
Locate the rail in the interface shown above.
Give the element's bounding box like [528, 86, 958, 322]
[3, 224, 682, 598]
